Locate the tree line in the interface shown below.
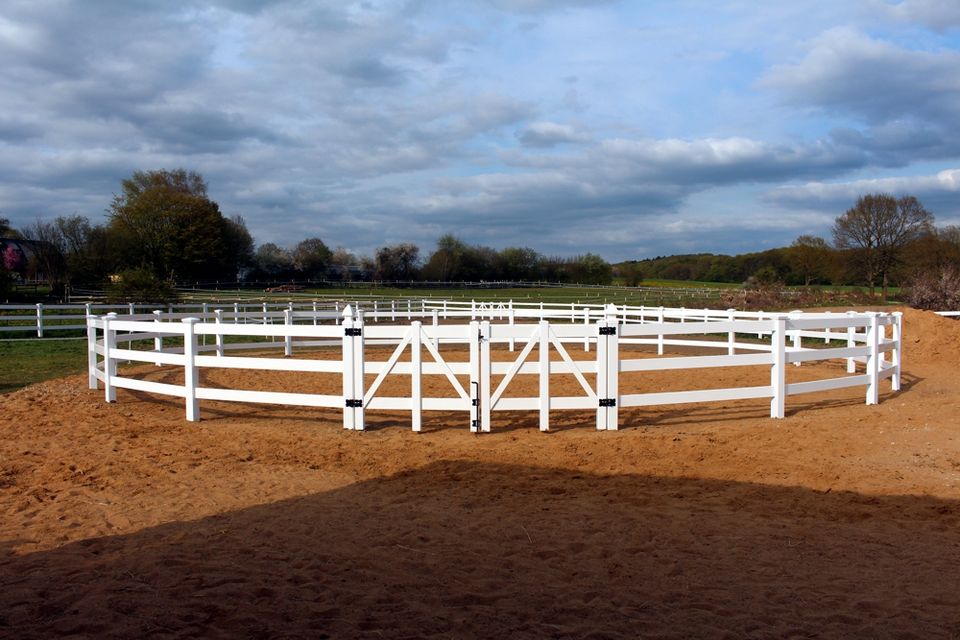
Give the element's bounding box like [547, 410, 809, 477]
[0, 169, 614, 300]
[627, 194, 957, 303]
[1, 170, 957, 305]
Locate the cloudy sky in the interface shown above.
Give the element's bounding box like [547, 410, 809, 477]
[2, 0, 959, 260]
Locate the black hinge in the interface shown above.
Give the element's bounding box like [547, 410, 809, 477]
[599, 398, 617, 407]
[599, 326, 617, 336]
[471, 420, 479, 429]
[471, 398, 480, 407]
[344, 327, 362, 336]
[345, 399, 363, 408]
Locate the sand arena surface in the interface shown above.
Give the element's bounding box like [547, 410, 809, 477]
[2, 308, 960, 638]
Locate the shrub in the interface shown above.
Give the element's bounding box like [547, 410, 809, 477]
[904, 266, 960, 311]
[105, 268, 177, 303]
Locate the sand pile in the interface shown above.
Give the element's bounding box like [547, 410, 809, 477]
[898, 307, 960, 364]
[2, 308, 960, 638]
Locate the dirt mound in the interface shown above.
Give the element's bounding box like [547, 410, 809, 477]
[898, 306, 960, 364]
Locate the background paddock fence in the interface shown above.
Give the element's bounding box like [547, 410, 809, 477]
[85, 302, 902, 432]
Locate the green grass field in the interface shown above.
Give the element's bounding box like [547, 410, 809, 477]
[0, 338, 89, 394]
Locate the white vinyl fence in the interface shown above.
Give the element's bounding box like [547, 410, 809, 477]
[85, 302, 902, 432]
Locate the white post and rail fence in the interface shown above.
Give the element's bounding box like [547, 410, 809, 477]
[84, 302, 902, 432]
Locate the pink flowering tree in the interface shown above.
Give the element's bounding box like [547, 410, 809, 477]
[3, 243, 26, 273]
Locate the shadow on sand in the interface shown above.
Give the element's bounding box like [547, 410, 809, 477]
[3, 461, 960, 639]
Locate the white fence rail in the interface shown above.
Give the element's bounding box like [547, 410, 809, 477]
[85, 303, 902, 432]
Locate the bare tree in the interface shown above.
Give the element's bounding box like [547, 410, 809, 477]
[833, 194, 934, 301]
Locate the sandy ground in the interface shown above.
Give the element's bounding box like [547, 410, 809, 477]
[1, 307, 960, 639]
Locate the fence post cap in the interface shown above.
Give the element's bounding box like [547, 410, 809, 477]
[182, 317, 200, 325]
[342, 304, 354, 318]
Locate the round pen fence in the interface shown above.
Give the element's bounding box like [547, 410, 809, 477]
[85, 302, 902, 432]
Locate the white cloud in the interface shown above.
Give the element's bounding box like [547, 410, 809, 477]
[761, 28, 960, 125]
[766, 169, 960, 217]
[882, 0, 960, 30]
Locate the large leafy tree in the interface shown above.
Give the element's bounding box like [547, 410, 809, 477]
[833, 194, 934, 300]
[292, 237, 332, 279]
[108, 169, 236, 282]
[788, 235, 832, 286]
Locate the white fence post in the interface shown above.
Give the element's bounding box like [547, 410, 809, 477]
[411, 320, 422, 432]
[432, 309, 439, 348]
[657, 306, 665, 355]
[342, 306, 356, 430]
[583, 307, 590, 352]
[770, 317, 785, 419]
[284, 308, 293, 357]
[36, 303, 44, 338]
[214, 309, 225, 357]
[508, 307, 516, 352]
[596, 306, 619, 430]
[341, 305, 364, 430]
[480, 320, 491, 432]
[846, 311, 857, 373]
[103, 312, 117, 403]
[182, 318, 200, 421]
[789, 310, 802, 367]
[891, 312, 902, 392]
[469, 320, 481, 433]
[153, 309, 163, 366]
[727, 308, 736, 356]
[539, 319, 550, 432]
[86, 315, 98, 390]
[866, 312, 880, 405]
